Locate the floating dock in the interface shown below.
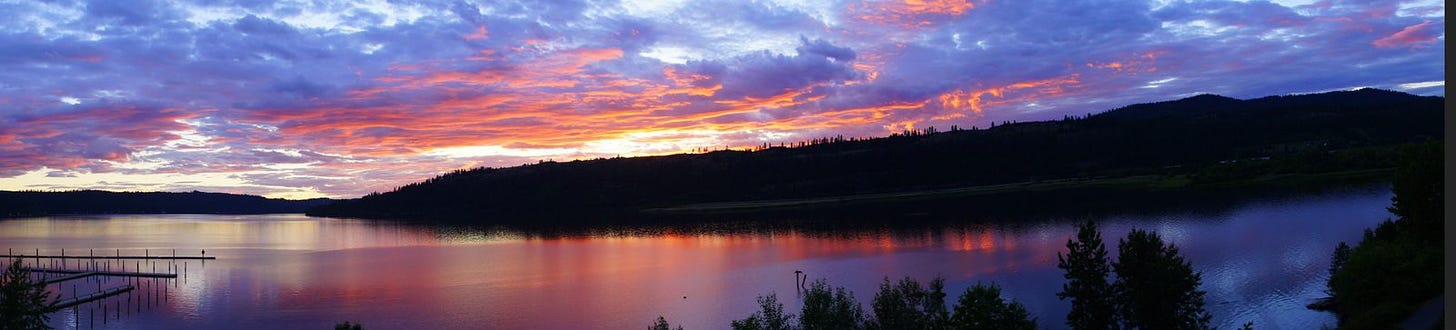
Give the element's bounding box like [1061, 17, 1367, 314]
[26, 268, 177, 281]
[50, 285, 135, 310]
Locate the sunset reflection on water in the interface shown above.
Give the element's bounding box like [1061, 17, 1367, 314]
[1, 184, 1393, 329]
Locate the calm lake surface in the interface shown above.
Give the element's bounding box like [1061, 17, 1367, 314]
[3, 184, 1392, 329]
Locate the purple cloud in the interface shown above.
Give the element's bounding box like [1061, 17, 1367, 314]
[0, 0, 1442, 198]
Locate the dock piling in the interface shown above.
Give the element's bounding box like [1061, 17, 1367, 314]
[18, 247, 206, 321]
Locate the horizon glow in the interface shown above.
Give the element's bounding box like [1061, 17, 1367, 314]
[0, 0, 1444, 199]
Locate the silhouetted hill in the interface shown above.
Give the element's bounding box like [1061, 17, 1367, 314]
[307, 89, 1442, 223]
[0, 190, 332, 218]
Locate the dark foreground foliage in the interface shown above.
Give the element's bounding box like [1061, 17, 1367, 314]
[711, 278, 1033, 330]
[1113, 229, 1212, 329]
[1325, 141, 1443, 329]
[649, 316, 684, 330]
[1056, 220, 1117, 330]
[1, 259, 55, 330]
[1058, 221, 1213, 330]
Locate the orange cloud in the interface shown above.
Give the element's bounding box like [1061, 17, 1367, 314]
[1085, 50, 1165, 74]
[236, 31, 1101, 168]
[938, 74, 1082, 114]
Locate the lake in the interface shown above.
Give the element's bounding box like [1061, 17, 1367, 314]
[2, 183, 1392, 329]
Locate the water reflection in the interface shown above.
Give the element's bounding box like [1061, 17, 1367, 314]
[0, 183, 1392, 329]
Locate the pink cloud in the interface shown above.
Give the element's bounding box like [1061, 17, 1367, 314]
[0, 106, 200, 175]
[1373, 20, 1440, 48]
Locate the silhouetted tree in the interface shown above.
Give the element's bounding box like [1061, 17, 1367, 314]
[1, 259, 55, 329]
[800, 279, 866, 330]
[1387, 141, 1443, 241]
[1113, 229, 1211, 329]
[731, 294, 793, 330]
[947, 283, 1036, 330]
[869, 276, 949, 329]
[650, 316, 684, 330]
[1057, 220, 1118, 330]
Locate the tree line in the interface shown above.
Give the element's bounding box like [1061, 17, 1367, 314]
[308, 89, 1442, 224]
[0, 190, 332, 218]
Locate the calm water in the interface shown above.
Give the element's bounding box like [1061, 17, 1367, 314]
[2, 184, 1392, 329]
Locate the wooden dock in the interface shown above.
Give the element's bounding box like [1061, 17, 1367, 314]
[24, 268, 177, 279]
[6, 247, 199, 327]
[0, 254, 214, 260]
[39, 271, 99, 285]
[50, 285, 134, 310]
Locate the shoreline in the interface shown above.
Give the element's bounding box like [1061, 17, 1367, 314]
[642, 168, 1394, 215]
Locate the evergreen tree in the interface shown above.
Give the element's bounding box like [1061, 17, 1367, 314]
[1057, 220, 1118, 330]
[1112, 229, 1211, 330]
[947, 283, 1036, 330]
[0, 259, 55, 330]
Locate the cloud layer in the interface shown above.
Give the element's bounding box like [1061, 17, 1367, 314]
[0, 0, 1444, 198]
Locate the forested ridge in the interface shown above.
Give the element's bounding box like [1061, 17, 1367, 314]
[307, 88, 1442, 223]
[0, 190, 332, 218]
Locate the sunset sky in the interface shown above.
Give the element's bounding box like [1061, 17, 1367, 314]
[0, 0, 1444, 199]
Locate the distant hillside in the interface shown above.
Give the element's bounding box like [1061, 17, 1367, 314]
[0, 190, 332, 218]
[307, 88, 1443, 223]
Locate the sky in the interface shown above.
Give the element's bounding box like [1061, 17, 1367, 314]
[0, 0, 1445, 199]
